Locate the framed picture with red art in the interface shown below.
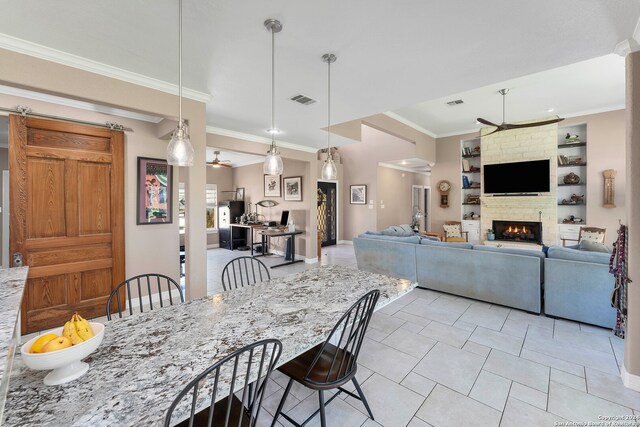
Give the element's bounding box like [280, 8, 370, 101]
[137, 157, 173, 224]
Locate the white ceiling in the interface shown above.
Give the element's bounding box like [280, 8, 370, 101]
[392, 54, 627, 137]
[379, 158, 432, 174]
[206, 147, 264, 168]
[1, 1, 639, 147]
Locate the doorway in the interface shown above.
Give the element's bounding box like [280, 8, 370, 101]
[412, 185, 431, 232]
[317, 181, 337, 247]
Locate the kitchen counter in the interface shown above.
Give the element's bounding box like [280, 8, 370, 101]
[3, 265, 415, 426]
[0, 267, 28, 423]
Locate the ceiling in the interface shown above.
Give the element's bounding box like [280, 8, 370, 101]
[206, 147, 264, 168]
[1, 1, 639, 147]
[379, 158, 432, 175]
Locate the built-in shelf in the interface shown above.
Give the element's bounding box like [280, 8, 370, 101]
[558, 142, 586, 148]
[558, 203, 585, 206]
[462, 153, 481, 158]
[462, 187, 481, 190]
[558, 163, 587, 168]
[559, 221, 586, 225]
[462, 170, 481, 173]
[462, 203, 481, 206]
[558, 183, 586, 186]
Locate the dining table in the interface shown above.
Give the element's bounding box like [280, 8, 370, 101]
[2, 265, 416, 426]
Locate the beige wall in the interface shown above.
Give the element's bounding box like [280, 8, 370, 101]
[431, 111, 626, 245]
[376, 167, 430, 230]
[430, 131, 478, 232]
[340, 125, 419, 240]
[0, 48, 209, 299]
[0, 92, 181, 285]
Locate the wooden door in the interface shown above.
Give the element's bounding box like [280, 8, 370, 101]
[9, 115, 125, 334]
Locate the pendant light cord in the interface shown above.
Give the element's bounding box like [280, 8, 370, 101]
[502, 91, 505, 124]
[271, 26, 276, 147]
[178, 0, 183, 125]
[327, 58, 331, 153]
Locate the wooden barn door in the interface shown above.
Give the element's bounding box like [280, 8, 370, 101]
[9, 115, 125, 333]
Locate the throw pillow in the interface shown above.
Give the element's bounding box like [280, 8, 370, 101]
[443, 224, 461, 238]
[579, 240, 611, 253]
[580, 230, 605, 244]
[381, 225, 414, 237]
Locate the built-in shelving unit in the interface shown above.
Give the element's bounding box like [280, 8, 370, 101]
[557, 123, 587, 229]
[461, 137, 481, 243]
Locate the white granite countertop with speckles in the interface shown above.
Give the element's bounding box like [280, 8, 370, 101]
[0, 267, 28, 423]
[3, 265, 415, 426]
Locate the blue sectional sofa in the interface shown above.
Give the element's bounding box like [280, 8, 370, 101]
[353, 233, 616, 327]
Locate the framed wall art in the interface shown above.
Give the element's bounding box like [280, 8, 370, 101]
[283, 176, 302, 201]
[350, 184, 367, 205]
[137, 157, 173, 224]
[264, 174, 281, 197]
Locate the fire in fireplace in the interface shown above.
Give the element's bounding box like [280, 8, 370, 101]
[492, 220, 542, 244]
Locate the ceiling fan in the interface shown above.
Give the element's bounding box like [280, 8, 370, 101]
[206, 151, 232, 168]
[477, 89, 564, 137]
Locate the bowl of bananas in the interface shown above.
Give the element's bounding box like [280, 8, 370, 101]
[21, 313, 105, 385]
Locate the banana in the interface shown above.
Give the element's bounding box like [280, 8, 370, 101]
[72, 313, 94, 341]
[62, 319, 84, 345]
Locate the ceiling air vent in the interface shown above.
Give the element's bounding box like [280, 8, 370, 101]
[290, 94, 317, 105]
[446, 99, 464, 106]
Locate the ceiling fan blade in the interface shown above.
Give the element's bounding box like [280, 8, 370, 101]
[481, 127, 502, 137]
[219, 163, 232, 168]
[476, 118, 500, 127]
[500, 118, 565, 130]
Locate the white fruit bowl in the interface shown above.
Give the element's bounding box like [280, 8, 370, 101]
[20, 322, 105, 386]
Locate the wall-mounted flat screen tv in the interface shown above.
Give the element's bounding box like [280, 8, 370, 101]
[483, 159, 550, 194]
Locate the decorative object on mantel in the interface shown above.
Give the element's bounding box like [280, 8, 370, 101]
[609, 222, 629, 338]
[476, 88, 564, 137]
[350, 185, 367, 204]
[560, 194, 584, 205]
[283, 176, 302, 201]
[320, 53, 338, 180]
[263, 19, 284, 176]
[166, 0, 194, 166]
[486, 229, 495, 241]
[437, 180, 451, 208]
[137, 157, 173, 225]
[603, 169, 616, 208]
[563, 172, 581, 185]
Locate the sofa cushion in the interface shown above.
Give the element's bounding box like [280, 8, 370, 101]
[547, 246, 610, 265]
[579, 240, 612, 253]
[473, 245, 545, 277]
[446, 237, 467, 243]
[363, 230, 383, 236]
[419, 238, 473, 250]
[357, 234, 421, 244]
[381, 224, 415, 237]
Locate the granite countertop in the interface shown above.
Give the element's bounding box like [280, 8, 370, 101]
[3, 265, 415, 426]
[0, 267, 28, 422]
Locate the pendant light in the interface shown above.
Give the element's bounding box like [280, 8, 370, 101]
[166, 0, 194, 166]
[263, 19, 284, 175]
[321, 53, 337, 180]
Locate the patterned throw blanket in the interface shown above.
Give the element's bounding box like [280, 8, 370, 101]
[609, 224, 631, 338]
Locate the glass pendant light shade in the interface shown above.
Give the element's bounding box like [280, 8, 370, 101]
[321, 156, 337, 180]
[264, 145, 283, 175]
[167, 121, 194, 166]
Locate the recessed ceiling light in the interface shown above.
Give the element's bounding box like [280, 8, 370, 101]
[545, 108, 555, 113]
[266, 128, 280, 135]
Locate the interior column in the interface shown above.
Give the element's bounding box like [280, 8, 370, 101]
[623, 49, 640, 390]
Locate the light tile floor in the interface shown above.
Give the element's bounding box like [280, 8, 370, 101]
[227, 245, 639, 427]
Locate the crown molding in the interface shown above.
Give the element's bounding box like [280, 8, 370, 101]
[0, 84, 164, 123]
[382, 111, 438, 138]
[436, 128, 482, 139]
[0, 34, 211, 103]
[378, 161, 431, 176]
[614, 38, 640, 57]
[206, 126, 319, 153]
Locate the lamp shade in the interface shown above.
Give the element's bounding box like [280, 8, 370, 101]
[167, 124, 194, 166]
[321, 157, 337, 180]
[263, 146, 283, 175]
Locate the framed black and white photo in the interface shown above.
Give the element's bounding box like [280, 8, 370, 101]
[235, 187, 245, 201]
[283, 176, 302, 201]
[350, 184, 367, 204]
[264, 174, 281, 197]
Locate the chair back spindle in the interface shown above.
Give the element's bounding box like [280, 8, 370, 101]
[106, 273, 184, 320]
[221, 257, 271, 291]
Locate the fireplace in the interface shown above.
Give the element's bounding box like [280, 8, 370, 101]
[492, 220, 542, 244]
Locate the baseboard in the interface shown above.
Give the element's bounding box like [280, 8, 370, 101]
[270, 248, 306, 262]
[621, 364, 640, 391]
[305, 257, 318, 264]
[207, 244, 220, 249]
[338, 240, 353, 245]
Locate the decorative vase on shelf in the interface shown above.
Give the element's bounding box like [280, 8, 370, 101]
[563, 172, 580, 185]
